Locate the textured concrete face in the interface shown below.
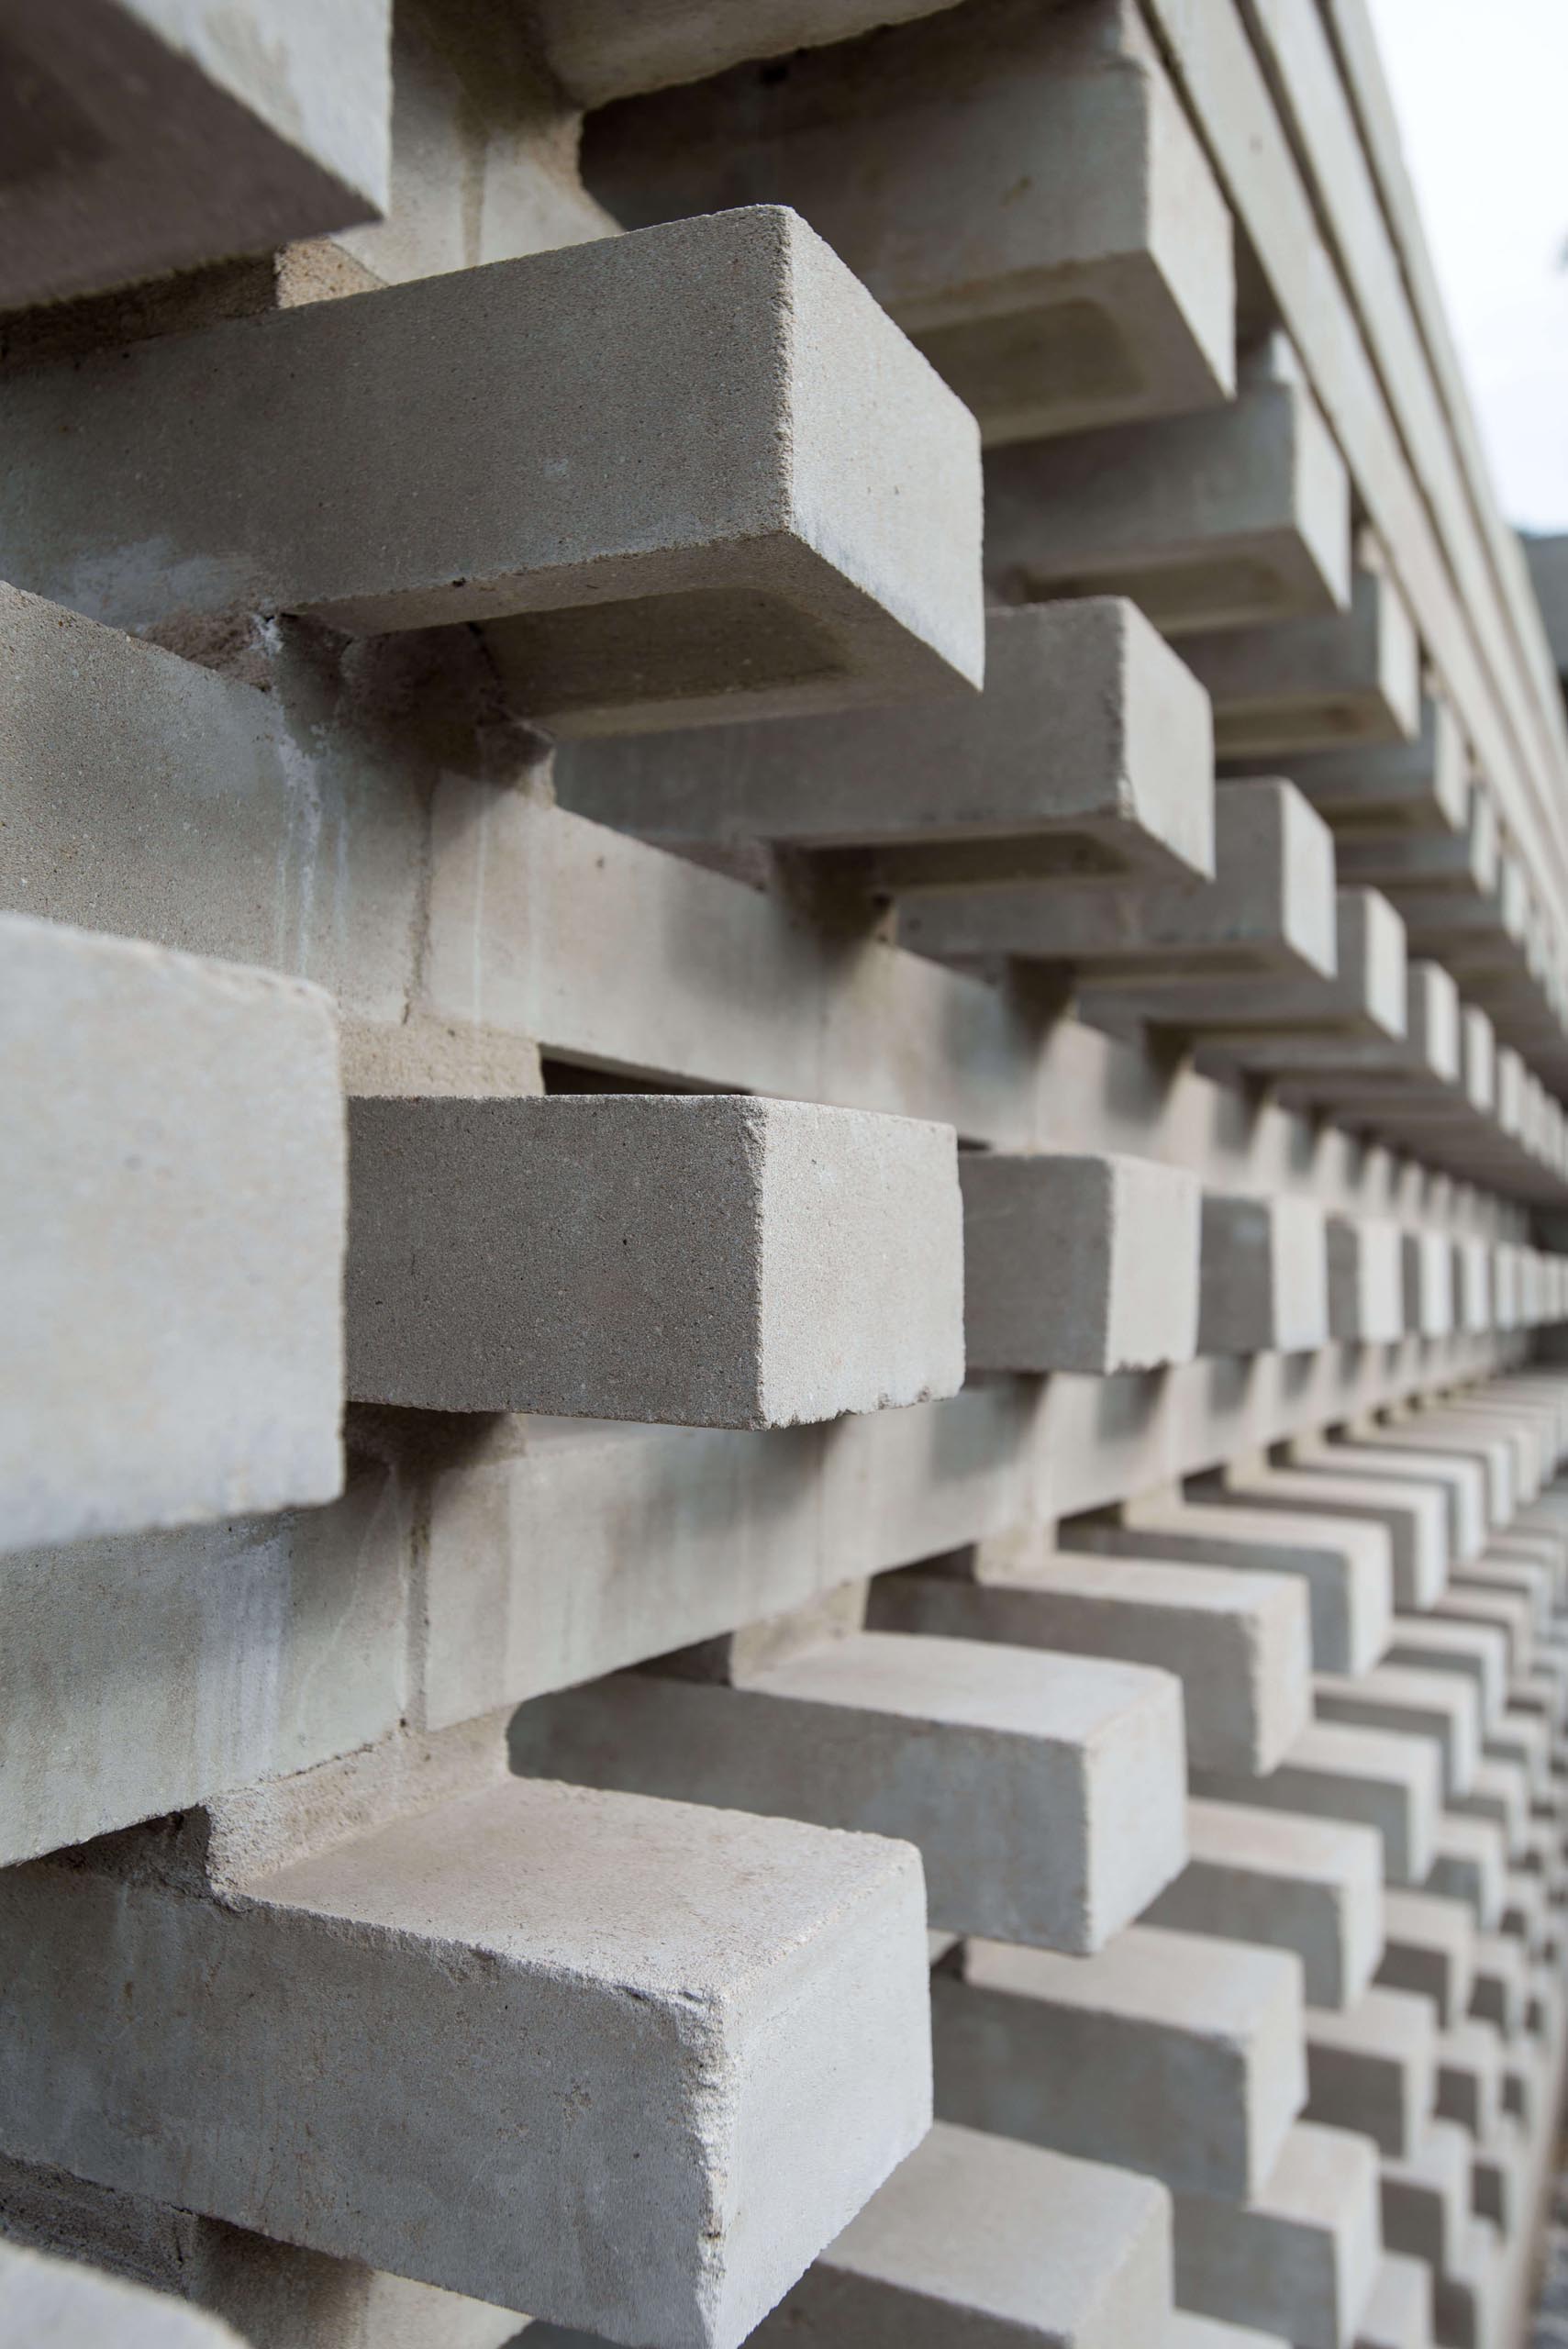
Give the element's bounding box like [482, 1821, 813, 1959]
[1199, 1195, 1329, 1358]
[1210, 1465, 1447, 1611]
[1147, 887, 1407, 1047]
[1281, 696, 1470, 834]
[871, 1554, 1309, 1776]
[0, 2237, 248, 2345]
[0, 0, 391, 311]
[1302, 1987, 1436, 2158]
[1354, 2254, 1433, 2349]
[1171, 2125, 1381, 2349]
[557, 599, 1216, 892]
[1380, 2119, 1472, 2272]
[1181, 562, 1421, 758]
[584, 0, 1233, 446]
[346, 1093, 964, 1424]
[748, 2122, 1174, 2347]
[1144, 1802, 1384, 2010]
[0, 1780, 930, 2349]
[512, 1631, 1186, 1953]
[533, 0, 962, 106]
[932, 1927, 1306, 2201]
[1325, 1219, 1407, 1344]
[1314, 1667, 1480, 1799]
[961, 1152, 1202, 1375]
[0, 209, 984, 730]
[1317, 1439, 1486, 1565]
[0, 912, 344, 1555]
[1193, 1720, 1441, 1888]
[1384, 1618, 1508, 1730]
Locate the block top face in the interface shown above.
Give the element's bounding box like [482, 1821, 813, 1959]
[0, 207, 984, 729]
[346, 1092, 963, 1426]
[536, 0, 960, 106]
[965, 1923, 1302, 2038]
[1184, 1800, 1383, 1890]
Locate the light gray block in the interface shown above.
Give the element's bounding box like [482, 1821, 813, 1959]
[0, 209, 984, 732]
[1369, 1420, 1513, 1526]
[0, 2239, 246, 2346]
[1433, 2020, 1504, 2141]
[1141, 887, 1407, 1047]
[1333, 783, 1497, 904]
[1470, 1931, 1529, 2039]
[1402, 1233, 1456, 1339]
[1431, 2216, 1502, 2349]
[1192, 1722, 1440, 1888]
[1430, 1587, 1533, 1675]
[1211, 1464, 1447, 1609]
[1303, 1987, 1436, 2158]
[1314, 1668, 1481, 1800]
[558, 599, 1215, 894]
[1279, 696, 1470, 834]
[0, 0, 391, 310]
[0, 911, 344, 1555]
[1171, 2124, 1381, 2349]
[1380, 2119, 1471, 2273]
[749, 2122, 1174, 2348]
[1425, 1817, 1507, 1932]
[1313, 1438, 1486, 1564]
[1384, 1620, 1508, 1732]
[1377, 1892, 1475, 2027]
[1326, 1219, 1407, 1344]
[1353, 2254, 1433, 2349]
[869, 1555, 1309, 1776]
[1199, 1194, 1330, 1357]
[345, 1093, 963, 1424]
[583, 0, 1233, 444]
[984, 344, 1351, 635]
[1452, 1239, 1494, 1335]
[1451, 1759, 1530, 1860]
[510, 1631, 1187, 1954]
[531, 0, 961, 106]
[1182, 562, 1420, 758]
[1144, 1801, 1384, 2009]
[0, 1776, 930, 2349]
[932, 1927, 1305, 2201]
[961, 1152, 1202, 1375]
[1453, 1553, 1556, 1637]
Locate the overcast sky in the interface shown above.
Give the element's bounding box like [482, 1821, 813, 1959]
[1371, 0, 1568, 534]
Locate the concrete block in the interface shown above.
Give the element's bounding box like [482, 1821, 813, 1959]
[1139, 887, 1407, 1048]
[1314, 1668, 1480, 1800]
[870, 1554, 1309, 1776]
[749, 2122, 1174, 2348]
[1384, 1620, 1508, 1732]
[1377, 1892, 1475, 2027]
[1453, 1553, 1556, 1636]
[0, 2238, 246, 2345]
[932, 1927, 1305, 2200]
[0, 1776, 930, 2349]
[1072, 1497, 1393, 1677]
[1279, 695, 1470, 834]
[1451, 1240, 1493, 1335]
[345, 1093, 963, 1424]
[1332, 781, 1497, 908]
[1354, 2254, 1433, 2349]
[510, 1630, 1187, 1954]
[984, 342, 1351, 635]
[1212, 1463, 1447, 1609]
[0, 0, 391, 311]
[911, 776, 1336, 985]
[1326, 1219, 1408, 1344]
[1171, 2124, 1381, 2349]
[1182, 562, 1420, 758]
[0, 209, 984, 732]
[1402, 1234, 1456, 1339]
[530, 0, 962, 107]
[1430, 1588, 1532, 1675]
[1191, 1722, 1440, 1888]
[1424, 1818, 1507, 1932]
[1367, 1422, 1512, 1526]
[583, 0, 1233, 444]
[1433, 2021, 1504, 2141]
[1469, 1931, 1529, 2038]
[560, 600, 1215, 895]
[1451, 1759, 1530, 1859]
[1303, 1987, 1436, 2158]
[1471, 2113, 1528, 2233]
[1380, 2120, 1472, 2273]
[961, 1152, 1202, 1374]
[0, 911, 343, 1555]
[1431, 2216, 1502, 2349]
[1144, 1801, 1384, 2009]
[1169, 2320, 1291, 2348]
[1312, 1438, 1486, 1564]
[1199, 1194, 1330, 1357]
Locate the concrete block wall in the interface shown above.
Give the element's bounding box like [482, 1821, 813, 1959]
[4, 5, 1568, 2348]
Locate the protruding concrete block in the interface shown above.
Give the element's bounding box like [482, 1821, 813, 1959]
[1311, 1438, 1485, 1564]
[932, 1927, 1305, 2200]
[1354, 2254, 1433, 2349]
[1144, 889, 1407, 1050]
[1425, 1818, 1507, 1932]
[1303, 1987, 1436, 2158]
[1326, 1219, 1407, 1344]
[1169, 2319, 1291, 2347]
[1199, 1194, 1330, 1357]
[1369, 1420, 1513, 1526]
[1331, 780, 1497, 907]
[1, 911, 344, 1556]
[1433, 2020, 1504, 2140]
[749, 2122, 1174, 2348]
[0, 0, 391, 311]
[870, 1555, 1308, 1776]
[0, 209, 984, 732]
[984, 342, 1351, 635]
[1145, 1802, 1383, 2009]
[1402, 1234, 1456, 1339]
[1384, 1619, 1508, 1732]
[1431, 1586, 1533, 1675]
[1192, 1722, 1440, 1888]
[511, 1631, 1186, 1954]
[1451, 1759, 1530, 1860]
[1314, 1668, 1481, 1800]
[0, 2238, 246, 2346]
[1377, 1892, 1476, 2027]
[584, 0, 1233, 444]
[0, 1776, 931, 2349]
[531, 0, 960, 106]
[1171, 2125, 1381, 2349]
[1380, 2120, 1471, 2274]
[961, 1152, 1202, 1374]
[1212, 1464, 1447, 1610]
[1469, 1931, 1529, 2039]
[1182, 563, 1420, 758]
[1431, 2216, 1502, 2349]
[562, 601, 1214, 895]
[346, 1093, 963, 1424]
[1280, 696, 1470, 835]
[1451, 1240, 1493, 1336]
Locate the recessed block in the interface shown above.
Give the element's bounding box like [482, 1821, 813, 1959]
[345, 1093, 963, 1424]
[1171, 2125, 1380, 2349]
[961, 1151, 1202, 1374]
[1183, 562, 1420, 759]
[1199, 1193, 1329, 1357]
[1144, 1800, 1384, 2009]
[511, 1630, 1187, 1954]
[1, 911, 344, 1556]
[0, 209, 984, 733]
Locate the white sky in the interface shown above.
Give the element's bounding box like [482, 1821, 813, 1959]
[1370, 0, 1568, 532]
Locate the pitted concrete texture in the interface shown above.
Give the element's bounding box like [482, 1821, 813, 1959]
[0, 1780, 930, 2349]
[1171, 2124, 1381, 2349]
[932, 1927, 1306, 2202]
[1145, 1802, 1383, 2011]
[747, 2121, 1174, 2346]
[1182, 562, 1421, 759]
[0, 0, 391, 312]
[1199, 1194, 1329, 1358]
[511, 1630, 1186, 1954]
[557, 599, 1215, 893]
[0, 209, 984, 730]
[1314, 1668, 1481, 1800]
[1208, 1464, 1447, 1609]
[0, 911, 344, 1555]
[1303, 1987, 1436, 2159]
[961, 1151, 1202, 1375]
[1192, 1720, 1440, 1888]
[346, 1093, 963, 1424]
[1354, 2253, 1434, 2349]
[0, 2237, 249, 2344]
[1281, 696, 1470, 833]
[1326, 1219, 1407, 1344]
[872, 1552, 1309, 1776]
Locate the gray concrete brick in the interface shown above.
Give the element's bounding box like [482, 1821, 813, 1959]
[0, 911, 344, 1554]
[1378, 1892, 1476, 2027]
[1384, 1620, 1509, 1731]
[1172, 2124, 1381, 2349]
[1354, 2253, 1433, 2349]
[1304, 1987, 1436, 2158]
[1141, 889, 1407, 1050]
[1279, 695, 1470, 835]
[345, 1093, 963, 1423]
[1192, 1721, 1441, 1888]
[1431, 2215, 1502, 2349]
[1380, 2119, 1472, 2273]
[1404, 1232, 1457, 1338]
[1425, 1817, 1507, 1932]
[1199, 1194, 1330, 1357]
[1326, 1219, 1408, 1344]
[1317, 1439, 1486, 1564]
[532, 0, 961, 107]
[1211, 1463, 1448, 1610]
[1182, 562, 1420, 759]
[1144, 1800, 1384, 2009]
[1434, 2020, 1505, 2140]
[1314, 1668, 1481, 1800]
